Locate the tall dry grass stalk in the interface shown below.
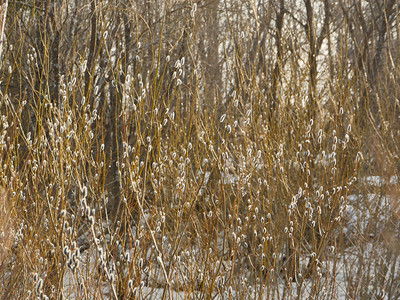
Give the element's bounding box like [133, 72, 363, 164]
[0, 186, 11, 259]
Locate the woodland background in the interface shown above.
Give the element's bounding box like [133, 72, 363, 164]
[0, 0, 399, 299]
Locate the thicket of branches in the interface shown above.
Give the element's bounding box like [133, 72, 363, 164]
[0, 0, 399, 299]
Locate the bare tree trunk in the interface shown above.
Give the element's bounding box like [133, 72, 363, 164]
[85, 0, 97, 99]
[0, 0, 7, 65]
[304, 0, 317, 120]
[271, 0, 285, 114]
[304, 0, 330, 119]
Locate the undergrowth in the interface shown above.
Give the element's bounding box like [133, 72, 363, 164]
[0, 1, 399, 299]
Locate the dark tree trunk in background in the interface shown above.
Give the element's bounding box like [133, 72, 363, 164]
[0, 0, 8, 63]
[271, 0, 285, 115]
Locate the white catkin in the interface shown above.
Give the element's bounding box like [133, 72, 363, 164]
[220, 114, 226, 123]
[82, 186, 87, 198]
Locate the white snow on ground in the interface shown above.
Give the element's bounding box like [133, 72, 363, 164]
[62, 176, 400, 299]
[362, 175, 398, 186]
[63, 240, 400, 299]
[345, 193, 392, 234]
